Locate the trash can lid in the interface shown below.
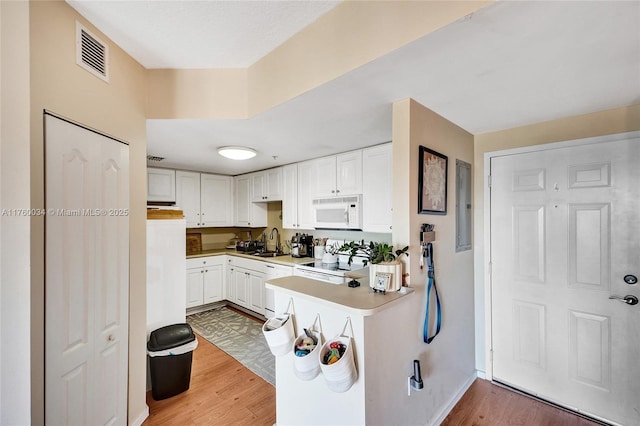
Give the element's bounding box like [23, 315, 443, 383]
[147, 323, 196, 352]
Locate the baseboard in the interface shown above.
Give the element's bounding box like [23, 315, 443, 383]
[429, 372, 477, 426]
[476, 369, 486, 380]
[130, 405, 149, 426]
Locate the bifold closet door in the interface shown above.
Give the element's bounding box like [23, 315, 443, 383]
[45, 114, 129, 425]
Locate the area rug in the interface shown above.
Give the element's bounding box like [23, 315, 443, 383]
[187, 306, 275, 386]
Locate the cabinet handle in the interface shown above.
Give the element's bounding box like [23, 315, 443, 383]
[205, 269, 208, 272]
[336, 189, 340, 193]
[201, 270, 204, 274]
[331, 190, 335, 193]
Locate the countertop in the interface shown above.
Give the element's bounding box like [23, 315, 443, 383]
[265, 276, 414, 316]
[186, 249, 316, 267]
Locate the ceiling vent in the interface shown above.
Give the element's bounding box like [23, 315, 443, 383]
[147, 155, 165, 162]
[76, 22, 109, 83]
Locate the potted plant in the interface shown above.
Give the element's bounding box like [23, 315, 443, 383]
[338, 240, 408, 291]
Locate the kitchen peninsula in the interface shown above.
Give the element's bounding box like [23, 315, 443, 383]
[266, 276, 414, 426]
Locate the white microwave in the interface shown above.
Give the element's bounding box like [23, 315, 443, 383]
[312, 195, 362, 230]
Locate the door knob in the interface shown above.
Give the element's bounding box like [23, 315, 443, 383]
[609, 295, 639, 305]
[108, 334, 114, 341]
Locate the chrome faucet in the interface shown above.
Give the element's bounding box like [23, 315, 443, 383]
[269, 227, 281, 253]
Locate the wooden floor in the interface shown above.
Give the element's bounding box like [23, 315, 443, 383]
[144, 312, 599, 426]
[143, 333, 276, 426]
[442, 379, 601, 426]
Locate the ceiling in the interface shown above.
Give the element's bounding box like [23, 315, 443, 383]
[68, 1, 640, 176]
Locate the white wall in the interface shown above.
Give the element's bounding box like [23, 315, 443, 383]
[0, 1, 31, 423]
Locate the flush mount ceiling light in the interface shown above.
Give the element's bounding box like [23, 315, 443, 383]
[217, 146, 257, 160]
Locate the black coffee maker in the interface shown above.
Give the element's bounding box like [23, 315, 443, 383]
[291, 233, 314, 258]
[299, 234, 314, 258]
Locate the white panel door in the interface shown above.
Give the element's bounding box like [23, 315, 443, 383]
[297, 160, 316, 230]
[234, 175, 251, 226]
[147, 167, 175, 202]
[45, 114, 129, 426]
[313, 155, 337, 198]
[248, 271, 265, 315]
[490, 136, 640, 425]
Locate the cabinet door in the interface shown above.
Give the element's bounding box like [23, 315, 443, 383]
[363, 144, 392, 233]
[297, 160, 317, 229]
[313, 156, 337, 198]
[248, 271, 265, 314]
[234, 269, 249, 308]
[265, 167, 283, 200]
[336, 150, 363, 195]
[251, 172, 266, 202]
[186, 268, 204, 308]
[234, 175, 251, 226]
[203, 264, 223, 304]
[201, 174, 233, 227]
[147, 167, 176, 202]
[282, 164, 298, 229]
[226, 266, 236, 303]
[176, 171, 201, 228]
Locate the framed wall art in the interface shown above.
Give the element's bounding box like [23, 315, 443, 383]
[418, 145, 448, 215]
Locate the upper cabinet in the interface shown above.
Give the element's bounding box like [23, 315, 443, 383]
[282, 162, 314, 230]
[147, 167, 176, 202]
[176, 170, 233, 228]
[251, 167, 283, 202]
[201, 174, 234, 227]
[312, 151, 362, 198]
[362, 143, 392, 233]
[234, 175, 267, 228]
[281, 164, 298, 229]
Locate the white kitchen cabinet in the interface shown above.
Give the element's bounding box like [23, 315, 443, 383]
[282, 164, 298, 229]
[201, 173, 233, 227]
[177, 171, 233, 228]
[186, 256, 225, 308]
[312, 150, 363, 198]
[296, 159, 317, 229]
[147, 167, 176, 202]
[251, 167, 283, 202]
[248, 272, 264, 314]
[234, 174, 267, 227]
[176, 170, 201, 227]
[362, 143, 393, 233]
[226, 257, 266, 315]
[263, 263, 293, 318]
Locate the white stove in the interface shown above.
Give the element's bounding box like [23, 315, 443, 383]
[293, 240, 368, 285]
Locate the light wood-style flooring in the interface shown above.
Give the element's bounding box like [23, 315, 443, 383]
[144, 314, 600, 426]
[143, 333, 276, 426]
[442, 379, 601, 426]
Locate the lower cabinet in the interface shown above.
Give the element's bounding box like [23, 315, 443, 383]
[186, 255, 289, 317]
[228, 266, 264, 315]
[186, 256, 224, 308]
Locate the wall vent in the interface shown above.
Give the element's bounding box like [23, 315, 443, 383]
[147, 155, 165, 162]
[76, 22, 109, 83]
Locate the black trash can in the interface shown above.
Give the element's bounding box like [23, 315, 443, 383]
[147, 323, 198, 400]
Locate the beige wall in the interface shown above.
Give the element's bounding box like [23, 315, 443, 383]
[472, 104, 640, 373]
[147, 68, 247, 119]
[1, 1, 32, 423]
[29, 1, 148, 424]
[148, 1, 493, 120]
[386, 98, 475, 424]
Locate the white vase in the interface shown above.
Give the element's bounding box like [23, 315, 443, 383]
[369, 262, 402, 291]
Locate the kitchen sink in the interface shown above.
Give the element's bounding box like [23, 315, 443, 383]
[252, 251, 287, 258]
